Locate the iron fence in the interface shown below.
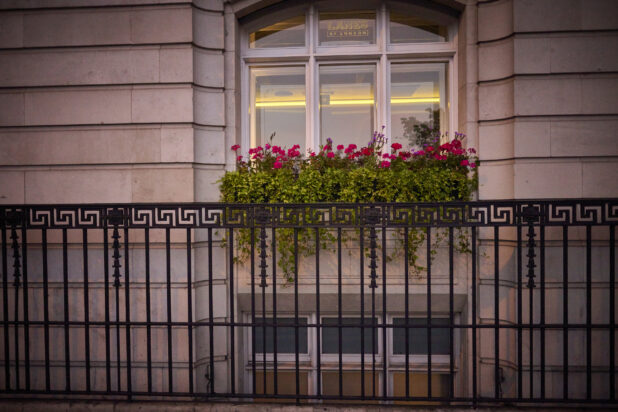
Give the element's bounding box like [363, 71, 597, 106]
[0, 200, 616, 405]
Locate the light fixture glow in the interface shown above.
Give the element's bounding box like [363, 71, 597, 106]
[254, 97, 440, 107]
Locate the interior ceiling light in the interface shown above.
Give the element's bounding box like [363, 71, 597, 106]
[255, 97, 439, 107]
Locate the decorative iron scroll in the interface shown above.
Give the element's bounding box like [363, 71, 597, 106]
[0, 199, 616, 229]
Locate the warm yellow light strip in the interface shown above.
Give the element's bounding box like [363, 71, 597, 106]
[255, 100, 306, 107]
[254, 97, 440, 107]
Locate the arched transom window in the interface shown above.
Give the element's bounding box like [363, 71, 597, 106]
[240, 0, 458, 154]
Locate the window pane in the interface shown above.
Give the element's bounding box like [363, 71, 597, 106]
[319, 10, 376, 46]
[322, 371, 380, 398]
[251, 67, 306, 152]
[320, 65, 375, 148]
[255, 371, 309, 401]
[322, 317, 378, 354]
[392, 372, 449, 401]
[392, 318, 450, 355]
[390, 63, 447, 149]
[389, 12, 447, 43]
[249, 15, 305, 48]
[254, 317, 308, 354]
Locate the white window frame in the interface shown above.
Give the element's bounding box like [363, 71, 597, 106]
[242, 311, 460, 398]
[240, 1, 458, 158]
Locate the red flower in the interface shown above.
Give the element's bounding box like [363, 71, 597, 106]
[380, 160, 391, 168]
[265, 143, 271, 150]
[337, 144, 344, 151]
[327, 152, 335, 158]
[273, 161, 282, 169]
[470, 163, 477, 168]
[231, 144, 240, 151]
[236, 156, 243, 162]
[391, 142, 402, 150]
[361, 147, 373, 156]
[460, 160, 469, 166]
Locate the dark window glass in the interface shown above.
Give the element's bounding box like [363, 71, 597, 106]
[322, 317, 378, 354]
[389, 12, 447, 43]
[392, 318, 450, 355]
[249, 15, 305, 48]
[254, 317, 308, 354]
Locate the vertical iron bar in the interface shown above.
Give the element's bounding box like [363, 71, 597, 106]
[62, 228, 70, 391]
[124, 226, 132, 398]
[250, 228, 256, 395]
[82, 229, 91, 392]
[208, 228, 215, 394]
[494, 226, 499, 399]
[472, 227, 478, 404]
[42, 228, 50, 391]
[562, 225, 568, 399]
[449, 227, 454, 399]
[229, 228, 235, 395]
[21, 224, 30, 390]
[517, 223, 523, 399]
[360, 227, 365, 399]
[103, 227, 111, 392]
[259, 227, 267, 396]
[524, 207, 538, 400]
[610, 224, 615, 401]
[294, 228, 299, 403]
[337, 227, 342, 398]
[427, 227, 432, 399]
[166, 227, 173, 392]
[1, 219, 9, 390]
[404, 227, 409, 398]
[369, 227, 376, 398]
[382, 226, 387, 400]
[10, 220, 21, 391]
[113, 225, 121, 392]
[271, 227, 278, 395]
[186, 228, 194, 395]
[145, 228, 152, 393]
[586, 224, 592, 400]
[540, 224, 546, 399]
[315, 228, 321, 398]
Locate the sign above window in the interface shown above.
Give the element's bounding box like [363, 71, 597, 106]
[319, 11, 376, 45]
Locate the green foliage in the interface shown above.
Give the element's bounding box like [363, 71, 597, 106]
[220, 132, 478, 282]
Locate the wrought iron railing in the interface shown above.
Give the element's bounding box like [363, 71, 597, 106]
[0, 200, 616, 405]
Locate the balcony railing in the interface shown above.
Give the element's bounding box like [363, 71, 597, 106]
[0, 200, 616, 406]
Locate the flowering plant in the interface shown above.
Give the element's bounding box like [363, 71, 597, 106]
[220, 131, 478, 281]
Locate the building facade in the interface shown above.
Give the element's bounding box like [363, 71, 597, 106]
[0, 0, 617, 406]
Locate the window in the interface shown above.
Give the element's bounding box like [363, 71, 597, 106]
[244, 313, 457, 399]
[241, 2, 457, 153]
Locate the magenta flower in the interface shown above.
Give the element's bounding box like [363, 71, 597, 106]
[231, 144, 240, 151]
[391, 142, 402, 151]
[327, 152, 335, 158]
[380, 160, 391, 168]
[273, 161, 282, 169]
[460, 160, 469, 166]
[337, 144, 344, 151]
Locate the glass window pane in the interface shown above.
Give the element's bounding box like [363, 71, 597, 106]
[322, 317, 378, 354]
[255, 371, 309, 401]
[390, 63, 447, 149]
[320, 65, 375, 148]
[319, 10, 376, 46]
[392, 372, 449, 401]
[392, 318, 450, 355]
[249, 15, 305, 48]
[389, 12, 447, 43]
[254, 317, 308, 354]
[322, 371, 380, 398]
[251, 67, 306, 152]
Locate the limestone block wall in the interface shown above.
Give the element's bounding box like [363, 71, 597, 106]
[476, 0, 618, 200]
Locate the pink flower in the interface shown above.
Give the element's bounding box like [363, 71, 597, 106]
[273, 161, 282, 169]
[337, 144, 344, 151]
[231, 144, 240, 151]
[265, 143, 271, 150]
[468, 148, 476, 154]
[309, 152, 316, 157]
[391, 142, 402, 151]
[460, 159, 469, 166]
[236, 156, 243, 162]
[327, 152, 335, 158]
[380, 160, 391, 168]
[470, 163, 477, 168]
